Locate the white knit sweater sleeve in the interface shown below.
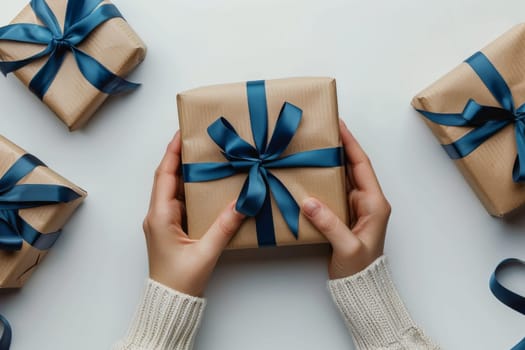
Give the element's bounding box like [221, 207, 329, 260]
[113, 279, 206, 350]
[329, 256, 439, 350]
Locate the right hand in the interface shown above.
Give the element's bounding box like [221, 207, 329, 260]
[301, 120, 391, 279]
[143, 132, 246, 297]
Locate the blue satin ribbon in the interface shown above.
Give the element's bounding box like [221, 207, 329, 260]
[0, 0, 139, 99]
[0, 314, 11, 350]
[0, 153, 80, 251]
[183, 80, 344, 246]
[417, 51, 525, 182]
[490, 258, 525, 350]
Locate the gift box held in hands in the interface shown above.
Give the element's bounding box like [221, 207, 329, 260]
[178, 77, 349, 249]
[412, 24, 525, 216]
[0, 136, 86, 288]
[0, 0, 147, 131]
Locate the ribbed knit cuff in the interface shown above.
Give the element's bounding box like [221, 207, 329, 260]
[329, 256, 437, 350]
[114, 279, 206, 350]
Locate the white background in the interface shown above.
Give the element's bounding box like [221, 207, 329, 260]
[1, 0, 525, 349]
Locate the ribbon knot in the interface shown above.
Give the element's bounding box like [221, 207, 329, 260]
[0, 153, 80, 251]
[0, 0, 140, 99]
[183, 80, 344, 246]
[515, 111, 525, 121]
[417, 52, 525, 182]
[51, 37, 71, 51]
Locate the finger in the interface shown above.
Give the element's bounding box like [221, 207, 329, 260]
[347, 191, 390, 246]
[150, 132, 182, 207]
[347, 190, 357, 228]
[175, 172, 185, 202]
[174, 146, 186, 201]
[352, 211, 388, 250]
[345, 163, 355, 193]
[302, 197, 361, 250]
[199, 202, 246, 258]
[339, 120, 383, 195]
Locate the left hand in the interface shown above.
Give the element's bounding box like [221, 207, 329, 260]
[143, 132, 246, 297]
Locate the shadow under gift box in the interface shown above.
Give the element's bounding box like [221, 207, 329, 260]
[0, 0, 147, 131]
[0, 136, 87, 288]
[412, 24, 525, 217]
[177, 77, 349, 249]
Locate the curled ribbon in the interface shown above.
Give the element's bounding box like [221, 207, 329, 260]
[183, 80, 344, 246]
[490, 259, 525, 350]
[416, 52, 525, 182]
[0, 0, 139, 99]
[0, 153, 80, 251]
[0, 314, 11, 350]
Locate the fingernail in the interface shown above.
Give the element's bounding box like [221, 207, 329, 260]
[302, 198, 321, 217]
[231, 201, 246, 218]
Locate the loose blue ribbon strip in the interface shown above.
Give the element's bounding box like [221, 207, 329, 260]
[0, 314, 11, 350]
[416, 52, 525, 182]
[0, 153, 80, 251]
[183, 80, 344, 246]
[0, 0, 139, 99]
[490, 259, 525, 350]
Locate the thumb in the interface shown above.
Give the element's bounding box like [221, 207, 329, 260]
[199, 201, 246, 258]
[302, 197, 357, 249]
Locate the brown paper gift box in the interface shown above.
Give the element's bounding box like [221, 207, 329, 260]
[0, 0, 147, 131]
[0, 136, 87, 288]
[412, 24, 525, 217]
[177, 77, 349, 249]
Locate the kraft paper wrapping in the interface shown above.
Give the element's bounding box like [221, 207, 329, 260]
[178, 77, 349, 249]
[0, 0, 147, 131]
[412, 24, 525, 216]
[0, 136, 87, 288]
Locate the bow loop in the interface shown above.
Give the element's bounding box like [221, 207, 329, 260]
[463, 99, 515, 125]
[263, 102, 302, 161]
[0, 24, 52, 44]
[63, 3, 122, 46]
[208, 118, 259, 160]
[64, 0, 103, 30]
[31, 0, 62, 37]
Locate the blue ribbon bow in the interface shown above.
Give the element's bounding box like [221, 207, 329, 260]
[0, 314, 11, 350]
[0, 153, 80, 251]
[416, 51, 525, 182]
[183, 80, 344, 246]
[0, 0, 139, 99]
[490, 258, 525, 350]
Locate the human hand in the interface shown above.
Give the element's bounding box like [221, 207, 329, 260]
[301, 120, 391, 279]
[143, 132, 246, 296]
